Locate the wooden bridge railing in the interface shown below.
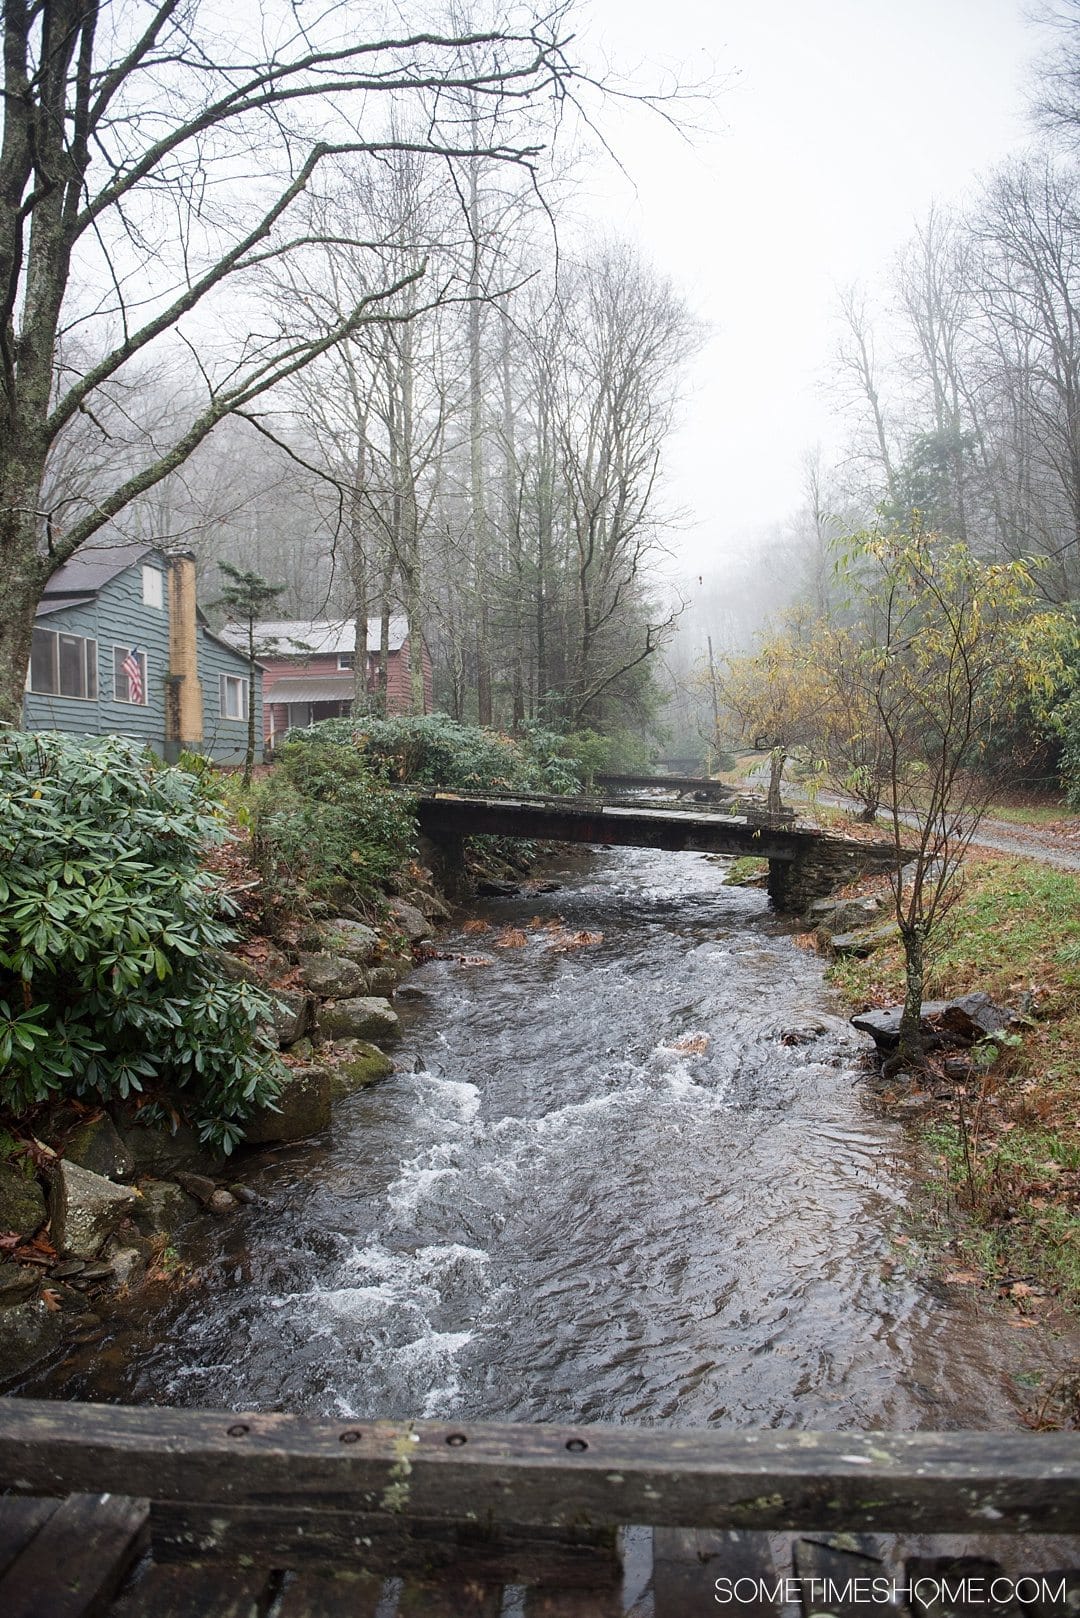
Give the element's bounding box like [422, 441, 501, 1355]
[1, 1402, 1078, 1614]
[3, 1401, 1079, 1536]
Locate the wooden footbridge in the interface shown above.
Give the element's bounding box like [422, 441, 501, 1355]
[0, 1400, 1078, 1616]
[417, 790, 899, 911]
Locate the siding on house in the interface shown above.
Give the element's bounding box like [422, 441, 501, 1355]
[23, 546, 264, 765]
[24, 556, 171, 750]
[198, 625, 263, 766]
[251, 618, 434, 743]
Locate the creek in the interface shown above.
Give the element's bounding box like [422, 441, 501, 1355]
[24, 846, 1060, 1431]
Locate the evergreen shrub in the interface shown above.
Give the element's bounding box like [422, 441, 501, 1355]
[0, 733, 283, 1151]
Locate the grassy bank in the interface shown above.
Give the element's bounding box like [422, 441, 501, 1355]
[827, 855, 1080, 1326]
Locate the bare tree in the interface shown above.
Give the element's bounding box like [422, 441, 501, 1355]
[544, 246, 699, 724]
[970, 156, 1080, 596]
[831, 284, 899, 503]
[893, 205, 977, 541]
[0, 0, 594, 722]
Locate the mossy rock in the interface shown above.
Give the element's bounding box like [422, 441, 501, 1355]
[243, 1064, 332, 1144]
[329, 1041, 395, 1100]
[722, 856, 770, 887]
[0, 1158, 46, 1239]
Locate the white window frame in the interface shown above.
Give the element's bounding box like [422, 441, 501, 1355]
[141, 565, 163, 608]
[112, 645, 149, 706]
[26, 627, 98, 701]
[220, 672, 250, 721]
[337, 652, 354, 670]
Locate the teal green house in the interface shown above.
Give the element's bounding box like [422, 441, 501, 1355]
[23, 541, 262, 765]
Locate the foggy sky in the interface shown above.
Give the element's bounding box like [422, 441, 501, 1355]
[578, 0, 1037, 573]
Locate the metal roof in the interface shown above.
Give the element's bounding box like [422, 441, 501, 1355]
[221, 616, 409, 658]
[264, 676, 355, 704]
[198, 621, 268, 670]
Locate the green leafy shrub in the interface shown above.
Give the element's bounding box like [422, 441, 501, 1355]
[0, 733, 283, 1151]
[354, 714, 579, 794]
[255, 718, 595, 897]
[251, 728, 416, 905]
[274, 715, 585, 795]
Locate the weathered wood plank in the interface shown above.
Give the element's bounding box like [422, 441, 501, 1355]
[2, 1400, 1079, 1534]
[0, 1496, 60, 1578]
[0, 1492, 148, 1618]
[151, 1502, 619, 1587]
[795, 1536, 885, 1618]
[906, 1557, 1023, 1618]
[522, 1587, 623, 1617]
[111, 1565, 273, 1618]
[273, 1570, 383, 1618]
[654, 1528, 780, 1618]
[396, 1576, 503, 1615]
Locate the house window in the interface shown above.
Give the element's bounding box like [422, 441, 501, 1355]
[141, 566, 163, 608]
[337, 652, 354, 669]
[27, 627, 98, 699]
[113, 646, 148, 705]
[220, 673, 249, 721]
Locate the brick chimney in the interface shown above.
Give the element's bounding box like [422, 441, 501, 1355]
[165, 551, 203, 759]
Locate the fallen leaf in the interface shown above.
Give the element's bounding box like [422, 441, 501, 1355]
[1008, 1317, 1040, 1328]
[40, 1289, 61, 1312]
[494, 928, 528, 949]
[461, 919, 490, 936]
[548, 930, 604, 953]
[943, 1271, 982, 1286]
[671, 1035, 710, 1054]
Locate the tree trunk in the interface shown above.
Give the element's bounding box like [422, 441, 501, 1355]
[897, 924, 926, 1065]
[766, 747, 786, 818]
[501, 310, 525, 732]
[0, 479, 49, 728]
[376, 586, 392, 718]
[244, 619, 257, 785]
[467, 149, 493, 728]
[350, 444, 371, 718]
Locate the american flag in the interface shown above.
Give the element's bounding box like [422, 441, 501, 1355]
[122, 647, 143, 704]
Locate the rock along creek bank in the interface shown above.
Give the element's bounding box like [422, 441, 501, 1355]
[11, 843, 1079, 1434]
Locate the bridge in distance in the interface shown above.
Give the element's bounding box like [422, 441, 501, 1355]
[415, 789, 898, 912]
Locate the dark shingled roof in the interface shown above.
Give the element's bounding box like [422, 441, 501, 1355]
[36, 541, 155, 611]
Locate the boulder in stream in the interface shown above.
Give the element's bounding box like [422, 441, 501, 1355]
[319, 920, 381, 964]
[0, 1298, 65, 1382]
[852, 992, 1012, 1056]
[829, 921, 901, 956]
[316, 997, 401, 1042]
[328, 1040, 395, 1099]
[297, 952, 369, 998]
[118, 1120, 226, 1179]
[55, 1113, 134, 1182]
[242, 1063, 332, 1143]
[388, 898, 434, 943]
[0, 1158, 46, 1239]
[49, 1160, 138, 1259]
[260, 988, 316, 1049]
[0, 1261, 40, 1307]
[131, 1177, 200, 1239]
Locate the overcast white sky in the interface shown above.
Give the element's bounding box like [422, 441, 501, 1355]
[573, 0, 1041, 573]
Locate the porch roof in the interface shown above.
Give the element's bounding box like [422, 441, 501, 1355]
[265, 676, 354, 704]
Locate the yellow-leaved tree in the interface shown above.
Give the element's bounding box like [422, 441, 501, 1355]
[848, 526, 1040, 1063]
[712, 619, 830, 818]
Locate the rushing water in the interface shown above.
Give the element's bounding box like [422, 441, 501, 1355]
[25, 846, 1071, 1431]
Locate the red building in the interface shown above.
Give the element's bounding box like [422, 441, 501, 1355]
[221, 617, 433, 747]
